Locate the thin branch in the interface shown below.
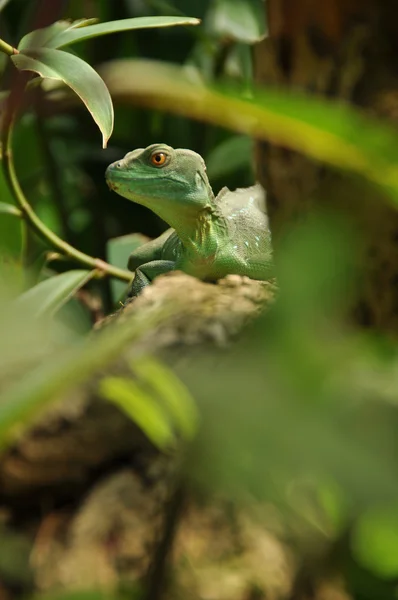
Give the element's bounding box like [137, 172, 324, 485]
[0, 37, 18, 56]
[0, 203, 22, 217]
[145, 481, 186, 600]
[1, 94, 132, 282]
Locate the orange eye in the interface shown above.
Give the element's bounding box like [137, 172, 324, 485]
[150, 152, 167, 167]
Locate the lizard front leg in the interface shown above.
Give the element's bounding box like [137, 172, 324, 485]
[128, 260, 176, 298]
[128, 229, 174, 271]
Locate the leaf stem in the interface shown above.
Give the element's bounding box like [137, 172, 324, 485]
[0, 37, 19, 56]
[0, 203, 22, 217]
[1, 99, 132, 282]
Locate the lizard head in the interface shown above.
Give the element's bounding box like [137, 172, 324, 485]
[105, 144, 214, 226]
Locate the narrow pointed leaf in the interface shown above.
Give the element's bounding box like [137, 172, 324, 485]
[42, 16, 199, 49]
[16, 269, 93, 318]
[67, 18, 99, 29]
[100, 376, 176, 449]
[206, 0, 266, 44]
[18, 19, 100, 50]
[132, 357, 198, 440]
[352, 507, 398, 577]
[0, 304, 174, 448]
[0, 0, 12, 12]
[12, 48, 113, 147]
[18, 21, 72, 51]
[18, 16, 199, 50]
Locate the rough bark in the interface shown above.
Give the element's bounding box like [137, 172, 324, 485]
[255, 0, 398, 334]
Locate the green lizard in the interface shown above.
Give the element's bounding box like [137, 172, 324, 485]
[105, 143, 273, 297]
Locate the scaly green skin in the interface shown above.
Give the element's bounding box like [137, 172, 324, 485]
[106, 143, 273, 296]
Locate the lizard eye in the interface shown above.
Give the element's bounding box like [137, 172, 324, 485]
[150, 151, 167, 167]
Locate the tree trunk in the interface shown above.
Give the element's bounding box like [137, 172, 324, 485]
[255, 0, 398, 334]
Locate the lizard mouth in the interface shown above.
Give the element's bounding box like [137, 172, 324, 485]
[106, 178, 120, 192]
[105, 163, 131, 190]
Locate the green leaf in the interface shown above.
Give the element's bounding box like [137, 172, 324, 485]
[18, 16, 200, 50]
[132, 357, 198, 441]
[18, 21, 72, 51]
[15, 269, 94, 318]
[0, 302, 175, 448]
[12, 48, 113, 147]
[205, 0, 266, 44]
[352, 506, 398, 578]
[66, 18, 99, 30]
[107, 233, 149, 302]
[0, 0, 12, 13]
[18, 19, 99, 51]
[100, 59, 398, 202]
[100, 356, 198, 449]
[100, 376, 176, 449]
[317, 480, 348, 535]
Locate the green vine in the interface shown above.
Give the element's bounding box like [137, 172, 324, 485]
[0, 37, 132, 283]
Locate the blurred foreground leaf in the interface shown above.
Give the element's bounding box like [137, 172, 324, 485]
[35, 591, 121, 600]
[100, 375, 177, 448]
[352, 506, 398, 577]
[100, 60, 398, 202]
[179, 215, 398, 514]
[205, 0, 266, 43]
[15, 269, 94, 318]
[132, 357, 198, 441]
[100, 356, 198, 449]
[0, 0, 12, 13]
[0, 294, 176, 448]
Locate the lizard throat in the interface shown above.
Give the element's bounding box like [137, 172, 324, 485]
[180, 204, 227, 260]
